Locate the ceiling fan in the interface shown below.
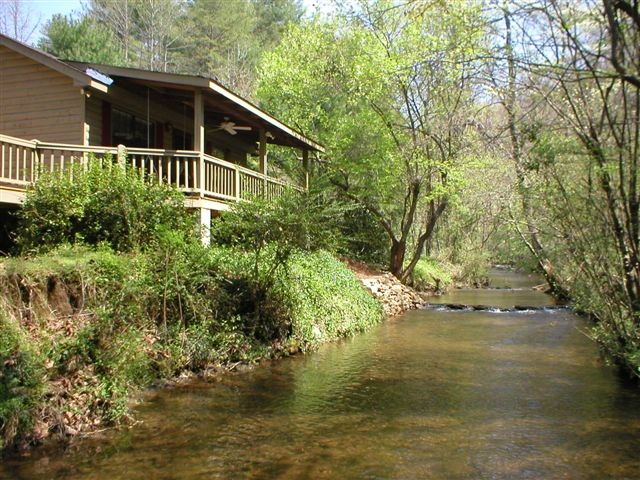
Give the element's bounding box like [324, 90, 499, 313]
[216, 117, 252, 135]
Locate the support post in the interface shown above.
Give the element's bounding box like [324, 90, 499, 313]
[117, 144, 127, 168]
[259, 128, 267, 197]
[302, 149, 309, 191]
[200, 207, 211, 246]
[194, 89, 205, 196]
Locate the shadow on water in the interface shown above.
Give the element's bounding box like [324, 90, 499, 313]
[3, 270, 640, 479]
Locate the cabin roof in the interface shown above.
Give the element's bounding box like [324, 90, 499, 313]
[0, 33, 324, 152]
[0, 34, 108, 93]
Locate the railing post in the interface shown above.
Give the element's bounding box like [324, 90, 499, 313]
[32, 139, 40, 183]
[235, 165, 241, 201]
[199, 153, 206, 197]
[259, 129, 267, 198]
[117, 144, 127, 168]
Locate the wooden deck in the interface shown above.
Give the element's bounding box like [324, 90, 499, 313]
[0, 134, 295, 207]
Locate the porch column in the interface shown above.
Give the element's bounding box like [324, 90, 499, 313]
[194, 88, 205, 197]
[259, 128, 268, 196]
[302, 149, 310, 191]
[194, 89, 210, 246]
[193, 89, 205, 153]
[200, 207, 211, 246]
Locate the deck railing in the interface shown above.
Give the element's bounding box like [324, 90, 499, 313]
[0, 134, 298, 203]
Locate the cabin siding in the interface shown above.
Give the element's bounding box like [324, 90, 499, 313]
[0, 45, 84, 144]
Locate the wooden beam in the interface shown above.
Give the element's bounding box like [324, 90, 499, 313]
[194, 89, 205, 197]
[259, 128, 267, 176]
[302, 149, 309, 191]
[193, 89, 205, 154]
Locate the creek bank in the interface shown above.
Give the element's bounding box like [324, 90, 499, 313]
[0, 248, 383, 455]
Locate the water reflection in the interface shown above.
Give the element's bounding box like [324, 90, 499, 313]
[3, 280, 640, 479]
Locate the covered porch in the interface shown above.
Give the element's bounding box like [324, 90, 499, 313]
[0, 133, 311, 243]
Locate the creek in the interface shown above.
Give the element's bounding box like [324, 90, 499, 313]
[3, 270, 640, 479]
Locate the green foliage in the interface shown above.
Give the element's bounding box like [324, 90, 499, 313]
[209, 189, 355, 344]
[39, 14, 124, 64]
[258, 4, 488, 281]
[212, 189, 344, 280]
[410, 258, 454, 293]
[337, 204, 388, 266]
[285, 251, 383, 352]
[0, 313, 44, 450]
[16, 158, 195, 254]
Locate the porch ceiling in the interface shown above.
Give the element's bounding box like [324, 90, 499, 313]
[67, 62, 324, 153]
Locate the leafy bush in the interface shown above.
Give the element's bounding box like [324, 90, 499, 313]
[210, 190, 348, 344]
[0, 312, 45, 450]
[411, 257, 454, 292]
[16, 158, 195, 253]
[337, 204, 389, 266]
[284, 250, 383, 351]
[451, 249, 490, 286]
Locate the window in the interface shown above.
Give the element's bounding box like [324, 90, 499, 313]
[112, 108, 156, 148]
[172, 128, 193, 150]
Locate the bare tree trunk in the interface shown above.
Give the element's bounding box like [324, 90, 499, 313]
[502, 3, 569, 300]
[0, 0, 39, 43]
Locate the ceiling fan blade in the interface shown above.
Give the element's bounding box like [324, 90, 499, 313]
[218, 119, 252, 135]
[222, 124, 238, 135]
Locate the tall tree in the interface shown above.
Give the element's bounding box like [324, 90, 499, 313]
[132, 0, 185, 71]
[87, 0, 185, 71]
[178, 0, 258, 93]
[89, 0, 140, 64]
[482, 1, 570, 298]
[499, 0, 640, 374]
[39, 14, 125, 65]
[259, 1, 487, 282]
[177, 0, 304, 96]
[252, 0, 305, 46]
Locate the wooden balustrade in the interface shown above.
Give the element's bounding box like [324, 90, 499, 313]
[0, 134, 300, 204]
[1, 135, 40, 185]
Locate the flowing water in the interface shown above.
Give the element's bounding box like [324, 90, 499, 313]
[3, 270, 640, 479]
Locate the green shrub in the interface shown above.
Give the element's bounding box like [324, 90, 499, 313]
[411, 257, 454, 292]
[16, 158, 195, 254]
[284, 250, 383, 351]
[0, 313, 45, 450]
[337, 204, 389, 266]
[210, 190, 349, 345]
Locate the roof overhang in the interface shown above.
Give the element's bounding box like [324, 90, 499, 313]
[0, 34, 108, 93]
[67, 63, 325, 153]
[0, 33, 323, 152]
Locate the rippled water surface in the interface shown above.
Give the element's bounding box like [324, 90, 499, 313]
[3, 271, 640, 479]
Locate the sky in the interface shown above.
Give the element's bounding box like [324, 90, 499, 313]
[0, 0, 84, 43]
[24, 0, 83, 20]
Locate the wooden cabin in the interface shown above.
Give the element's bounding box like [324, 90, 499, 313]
[0, 33, 323, 246]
